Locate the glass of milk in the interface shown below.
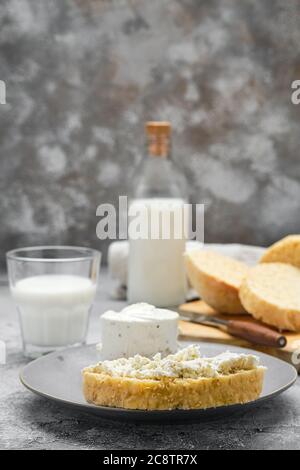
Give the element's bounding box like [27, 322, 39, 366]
[6, 246, 101, 358]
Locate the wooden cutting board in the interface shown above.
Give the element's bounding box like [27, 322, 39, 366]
[179, 300, 300, 371]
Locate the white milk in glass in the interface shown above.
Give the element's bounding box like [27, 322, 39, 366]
[128, 198, 187, 307]
[11, 275, 96, 347]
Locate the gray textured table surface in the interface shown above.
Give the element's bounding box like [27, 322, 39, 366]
[1, 270, 299, 450]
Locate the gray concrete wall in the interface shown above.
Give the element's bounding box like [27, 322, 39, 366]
[1, 0, 300, 267]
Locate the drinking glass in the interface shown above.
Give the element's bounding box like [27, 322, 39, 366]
[6, 246, 101, 358]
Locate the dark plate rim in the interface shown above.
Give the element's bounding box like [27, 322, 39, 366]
[19, 342, 298, 419]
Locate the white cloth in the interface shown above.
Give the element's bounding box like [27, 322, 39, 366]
[107, 241, 129, 287]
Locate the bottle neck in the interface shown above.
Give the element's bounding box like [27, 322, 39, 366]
[146, 134, 171, 159]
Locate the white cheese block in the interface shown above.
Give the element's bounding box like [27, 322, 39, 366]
[98, 303, 179, 360]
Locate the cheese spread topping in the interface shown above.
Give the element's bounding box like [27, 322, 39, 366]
[92, 345, 261, 380]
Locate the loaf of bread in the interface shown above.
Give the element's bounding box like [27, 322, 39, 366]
[260, 235, 300, 268]
[185, 250, 249, 314]
[239, 262, 300, 331]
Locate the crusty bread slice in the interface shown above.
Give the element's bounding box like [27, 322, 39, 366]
[239, 263, 300, 331]
[185, 250, 249, 314]
[260, 235, 300, 268]
[83, 366, 265, 410]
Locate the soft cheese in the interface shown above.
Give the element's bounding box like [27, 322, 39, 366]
[98, 303, 178, 360]
[93, 344, 262, 380]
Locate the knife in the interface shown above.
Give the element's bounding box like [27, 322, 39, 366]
[178, 309, 287, 349]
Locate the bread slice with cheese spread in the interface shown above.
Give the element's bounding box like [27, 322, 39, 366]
[260, 235, 300, 268]
[239, 262, 300, 331]
[185, 250, 249, 314]
[82, 345, 265, 410]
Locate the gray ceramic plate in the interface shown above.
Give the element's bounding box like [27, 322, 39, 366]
[20, 342, 297, 423]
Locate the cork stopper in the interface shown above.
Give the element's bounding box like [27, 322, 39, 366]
[146, 121, 171, 136]
[145, 121, 171, 158]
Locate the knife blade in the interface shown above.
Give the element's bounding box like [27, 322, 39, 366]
[178, 309, 287, 349]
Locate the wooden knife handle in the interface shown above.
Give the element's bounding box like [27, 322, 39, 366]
[227, 320, 287, 349]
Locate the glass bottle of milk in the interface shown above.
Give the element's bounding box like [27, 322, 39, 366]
[128, 122, 188, 307]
